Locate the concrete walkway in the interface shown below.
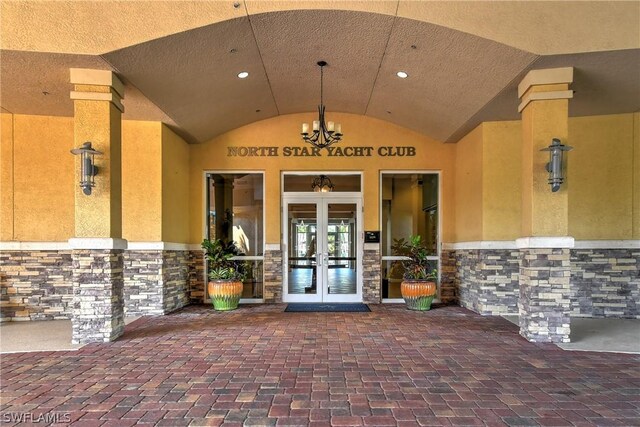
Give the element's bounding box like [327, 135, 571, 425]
[0, 317, 139, 354]
[502, 316, 640, 354]
[1, 304, 639, 426]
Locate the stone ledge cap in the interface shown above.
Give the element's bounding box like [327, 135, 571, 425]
[516, 236, 575, 249]
[68, 238, 128, 250]
[443, 241, 517, 250]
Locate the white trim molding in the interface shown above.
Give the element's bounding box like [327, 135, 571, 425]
[0, 241, 202, 251]
[574, 240, 640, 249]
[68, 238, 128, 250]
[364, 243, 380, 251]
[443, 241, 517, 251]
[515, 237, 575, 249]
[442, 237, 639, 251]
[266, 243, 281, 251]
[127, 242, 194, 251]
[0, 241, 71, 251]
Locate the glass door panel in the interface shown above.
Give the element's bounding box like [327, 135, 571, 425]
[287, 203, 320, 300]
[324, 203, 357, 299]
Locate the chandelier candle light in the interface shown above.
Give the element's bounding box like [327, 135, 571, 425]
[301, 61, 343, 149]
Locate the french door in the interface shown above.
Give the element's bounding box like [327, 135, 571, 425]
[283, 195, 362, 303]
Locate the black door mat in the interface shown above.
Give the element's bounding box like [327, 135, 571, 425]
[284, 303, 371, 312]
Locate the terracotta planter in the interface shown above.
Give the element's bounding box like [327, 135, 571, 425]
[401, 280, 437, 311]
[208, 280, 243, 311]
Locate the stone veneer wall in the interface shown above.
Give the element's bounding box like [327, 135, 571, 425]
[263, 248, 283, 303]
[362, 245, 381, 304]
[0, 250, 73, 321]
[123, 250, 190, 315]
[448, 249, 520, 315]
[439, 250, 457, 304]
[163, 251, 190, 312]
[123, 251, 163, 316]
[188, 250, 205, 303]
[571, 248, 640, 318]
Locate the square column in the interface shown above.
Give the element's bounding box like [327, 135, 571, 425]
[517, 68, 574, 343]
[69, 69, 126, 344]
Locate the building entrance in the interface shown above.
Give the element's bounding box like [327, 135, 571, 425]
[283, 195, 363, 303]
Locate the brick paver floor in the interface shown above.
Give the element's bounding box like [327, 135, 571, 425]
[1, 304, 639, 426]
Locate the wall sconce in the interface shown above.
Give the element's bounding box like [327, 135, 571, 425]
[540, 138, 573, 192]
[70, 142, 101, 195]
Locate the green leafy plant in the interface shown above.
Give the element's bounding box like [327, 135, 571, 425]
[202, 238, 247, 281]
[391, 235, 438, 281]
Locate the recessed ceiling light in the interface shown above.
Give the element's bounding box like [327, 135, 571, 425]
[237, 71, 249, 79]
[396, 71, 408, 79]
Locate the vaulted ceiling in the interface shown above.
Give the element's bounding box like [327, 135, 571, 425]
[2, 1, 639, 143]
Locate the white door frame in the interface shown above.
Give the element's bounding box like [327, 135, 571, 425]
[283, 193, 363, 303]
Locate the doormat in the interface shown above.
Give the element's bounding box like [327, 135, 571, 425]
[285, 303, 371, 312]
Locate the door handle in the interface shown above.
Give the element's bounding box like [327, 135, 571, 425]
[316, 252, 322, 267]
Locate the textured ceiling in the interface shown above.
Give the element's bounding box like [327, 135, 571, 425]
[1, 4, 639, 144]
[3, 1, 638, 55]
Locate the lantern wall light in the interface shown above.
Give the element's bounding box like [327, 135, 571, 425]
[540, 138, 573, 192]
[70, 141, 101, 195]
[311, 175, 334, 192]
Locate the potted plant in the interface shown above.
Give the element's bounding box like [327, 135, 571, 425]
[202, 238, 246, 311]
[391, 235, 438, 311]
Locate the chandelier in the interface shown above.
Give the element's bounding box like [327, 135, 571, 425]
[301, 61, 343, 149]
[311, 175, 334, 192]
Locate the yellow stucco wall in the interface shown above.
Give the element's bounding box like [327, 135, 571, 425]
[6, 114, 75, 241]
[482, 121, 522, 240]
[189, 113, 456, 245]
[0, 113, 14, 240]
[452, 112, 638, 242]
[122, 120, 162, 241]
[1, 115, 179, 243]
[1, 112, 637, 244]
[634, 112, 640, 239]
[161, 125, 190, 243]
[568, 114, 635, 239]
[453, 124, 483, 242]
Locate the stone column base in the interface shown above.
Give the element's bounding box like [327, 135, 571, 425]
[72, 249, 125, 344]
[363, 244, 381, 304]
[263, 245, 283, 303]
[518, 247, 571, 343]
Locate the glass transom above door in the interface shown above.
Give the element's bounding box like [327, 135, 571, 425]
[284, 196, 362, 303]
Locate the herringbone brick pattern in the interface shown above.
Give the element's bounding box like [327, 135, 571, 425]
[1, 304, 638, 426]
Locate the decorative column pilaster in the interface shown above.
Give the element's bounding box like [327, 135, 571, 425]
[69, 69, 126, 344]
[362, 243, 381, 304]
[517, 68, 574, 343]
[263, 243, 283, 303]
